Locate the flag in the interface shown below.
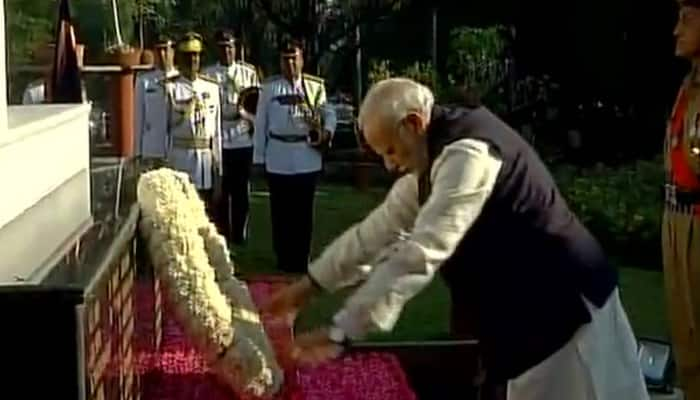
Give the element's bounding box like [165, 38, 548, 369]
[49, 0, 82, 103]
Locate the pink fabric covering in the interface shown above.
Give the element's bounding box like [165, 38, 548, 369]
[134, 277, 416, 400]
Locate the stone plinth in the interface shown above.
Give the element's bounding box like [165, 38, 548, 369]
[0, 104, 92, 282]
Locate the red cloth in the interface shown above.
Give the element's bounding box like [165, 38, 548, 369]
[134, 278, 416, 400]
[670, 86, 700, 190]
[668, 86, 700, 215]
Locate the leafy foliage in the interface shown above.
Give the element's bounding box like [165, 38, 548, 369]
[446, 26, 508, 99]
[401, 61, 439, 88]
[367, 58, 443, 98]
[253, 0, 410, 70]
[5, 6, 53, 65]
[553, 158, 664, 269]
[367, 59, 393, 85]
[134, 0, 170, 47]
[6, 0, 55, 63]
[6, 0, 410, 74]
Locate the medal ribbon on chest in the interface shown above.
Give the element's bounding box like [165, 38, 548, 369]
[194, 94, 207, 137]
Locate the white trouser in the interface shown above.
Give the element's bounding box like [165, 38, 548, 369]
[507, 289, 650, 400]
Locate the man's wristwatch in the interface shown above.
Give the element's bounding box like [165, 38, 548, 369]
[327, 325, 348, 346]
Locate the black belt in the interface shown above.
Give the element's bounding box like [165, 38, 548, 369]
[269, 132, 307, 143]
[663, 184, 700, 206]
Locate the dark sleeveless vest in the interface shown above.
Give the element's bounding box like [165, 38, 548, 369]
[420, 105, 618, 382]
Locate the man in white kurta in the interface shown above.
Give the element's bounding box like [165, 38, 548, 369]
[202, 30, 260, 244]
[253, 39, 336, 273]
[166, 32, 223, 214]
[134, 35, 178, 163]
[263, 78, 650, 400]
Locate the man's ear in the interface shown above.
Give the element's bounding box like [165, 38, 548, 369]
[403, 112, 427, 136]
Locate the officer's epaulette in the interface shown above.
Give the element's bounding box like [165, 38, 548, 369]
[303, 73, 324, 84]
[156, 71, 180, 85]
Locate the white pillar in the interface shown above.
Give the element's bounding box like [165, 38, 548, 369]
[0, 0, 7, 133]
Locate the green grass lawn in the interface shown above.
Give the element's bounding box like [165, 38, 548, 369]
[232, 180, 669, 342]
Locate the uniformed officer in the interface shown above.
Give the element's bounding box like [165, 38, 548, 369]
[663, 1, 700, 398]
[253, 38, 337, 273]
[203, 30, 261, 244]
[166, 32, 223, 215]
[22, 42, 86, 104]
[134, 34, 179, 164]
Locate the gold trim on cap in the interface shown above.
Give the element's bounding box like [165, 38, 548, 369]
[177, 38, 203, 53]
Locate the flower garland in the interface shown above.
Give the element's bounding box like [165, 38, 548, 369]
[137, 168, 283, 397]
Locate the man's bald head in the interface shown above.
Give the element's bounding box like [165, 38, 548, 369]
[358, 78, 434, 133]
[358, 78, 435, 174]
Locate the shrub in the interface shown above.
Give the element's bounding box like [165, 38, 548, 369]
[446, 26, 508, 100]
[367, 59, 444, 98]
[553, 158, 664, 269]
[367, 59, 394, 86]
[400, 61, 439, 88]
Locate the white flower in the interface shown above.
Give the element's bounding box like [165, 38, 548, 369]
[137, 168, 283, 397]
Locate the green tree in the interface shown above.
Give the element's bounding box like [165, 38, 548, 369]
[253, 0, 410, 72]
[446, 26, 507, 99]
[6, 0, 54, 64]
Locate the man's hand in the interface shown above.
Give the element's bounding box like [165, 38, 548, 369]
[308, 129, 331, 147]
[261, 276, 317, 323]
[291, 327, 344, 367]
[321, 130, 332, 146]
[238, 108, 255, 123]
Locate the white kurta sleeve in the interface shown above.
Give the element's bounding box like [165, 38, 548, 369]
[308, 173, 421, 292]
[253, 85, 269, 165]
[331, 139, 503, 340]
